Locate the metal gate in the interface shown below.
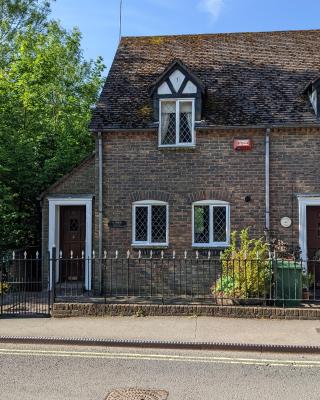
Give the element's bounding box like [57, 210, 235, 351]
[0, 252, 51, 317]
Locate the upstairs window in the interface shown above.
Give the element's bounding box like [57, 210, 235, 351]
[159, 99, 194, 146]
[132, 201, 168, 246]
[192, 201, 230, 247]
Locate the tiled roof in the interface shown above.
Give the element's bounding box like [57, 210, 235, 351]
[89, 30, 320, 130]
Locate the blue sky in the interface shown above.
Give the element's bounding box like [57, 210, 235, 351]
[51, 0, 320, 71]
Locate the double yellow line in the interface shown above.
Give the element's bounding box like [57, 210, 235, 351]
[0, 348, 320, 368]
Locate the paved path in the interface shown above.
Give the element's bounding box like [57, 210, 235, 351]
[0, 343, 320, 400]
[1, 316, 320, 346]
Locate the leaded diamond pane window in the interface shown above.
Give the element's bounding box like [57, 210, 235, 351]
[160, 100, 194, 146]
[193, 203, 229, 246]
[213, 207, 226, 242]
[151, 206, 167, 243]
[179, 101, 192, 143]
[161, 102, 176, 145]
[194, 206, 209, 243]
[133, 203, 168, 245]
[135, 206, 148, 241]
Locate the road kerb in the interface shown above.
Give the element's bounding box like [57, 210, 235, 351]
[0, 335, 319, 354]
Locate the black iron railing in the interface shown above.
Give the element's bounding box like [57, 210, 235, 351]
[0, 252, 50, 317]
[49, 248, 320, 306]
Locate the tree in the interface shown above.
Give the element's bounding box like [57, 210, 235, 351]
[0, 0, 105, 253]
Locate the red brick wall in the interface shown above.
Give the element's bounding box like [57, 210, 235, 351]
[269, 127, 320, 248]
[102, 126, 320, 257]
[102, 128, 266, 256]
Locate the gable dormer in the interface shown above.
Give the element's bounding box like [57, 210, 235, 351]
[150, 60, 205, 147]
[304, 76, 320, 118]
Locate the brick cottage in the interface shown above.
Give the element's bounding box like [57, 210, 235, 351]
[39, 29, 320, 291]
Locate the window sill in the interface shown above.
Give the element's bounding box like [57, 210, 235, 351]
[192, 244, 229, 249]
[158, 144, 196, 151]
[131, 244, 169, 249]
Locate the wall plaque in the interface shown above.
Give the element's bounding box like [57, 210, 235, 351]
[280, 217, 292, 228]
[108, 220, 127, 228]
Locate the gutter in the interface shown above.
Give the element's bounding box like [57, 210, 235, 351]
[98, 132, 103, 292]
[265, 128, 270, 241]
[89, 122, 320, 134]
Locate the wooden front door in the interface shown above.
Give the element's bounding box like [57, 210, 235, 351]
[59, 205, 86, 281]
[306, 206, 320, 286]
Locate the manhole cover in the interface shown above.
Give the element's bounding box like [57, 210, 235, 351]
[105, 388, 169, 400]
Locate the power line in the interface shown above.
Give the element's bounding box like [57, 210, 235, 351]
[119, 0, 123, 43]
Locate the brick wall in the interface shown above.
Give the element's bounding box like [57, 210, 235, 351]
[269, 127, 320, 248]
[102, 126, 320, 257]
[103, 128, 266, 256]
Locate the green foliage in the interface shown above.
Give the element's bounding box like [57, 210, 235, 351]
[0, 0, 105, 252]
[0, 282, 9, 294]
[302, 272, 314, 289]
[212, 228, 271, 299]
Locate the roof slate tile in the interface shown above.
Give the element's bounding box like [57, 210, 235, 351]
[89, 30, 320, 130]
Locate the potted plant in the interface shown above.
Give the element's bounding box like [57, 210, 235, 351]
[302, 273, 314, 300]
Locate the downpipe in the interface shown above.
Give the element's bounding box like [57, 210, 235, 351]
[98, 132, 103, 294]
[265, 128, 270, 243]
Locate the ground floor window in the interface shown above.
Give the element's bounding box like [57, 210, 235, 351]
[192, 200, 230, 247]
[132, 201, 168, 246]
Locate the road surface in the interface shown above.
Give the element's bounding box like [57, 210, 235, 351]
[0, 343, 320, 399]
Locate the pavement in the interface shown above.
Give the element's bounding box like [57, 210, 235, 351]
[0, 316, 320, 348]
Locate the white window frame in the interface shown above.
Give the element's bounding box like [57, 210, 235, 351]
[132, 200, 169, 247]
[192, 200, 230, 248]
[159, 98, 195, 147]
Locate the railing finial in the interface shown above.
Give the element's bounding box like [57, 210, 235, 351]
[172, 250, 175, 259]
[12, 251, 15, 260]
[70, 250, 73, 259]
[184, 250, 187, 259]
[24, 251, 27, 259]
[104, 250, 107, 259]
[127, 250, 130, 259]
[115, 250, 118, 259]
[208, 250, 211, 260]
[196, 250, 199, 260]
[36, 251, 39, 259]
[161, 250, 164, 259]
[81, 250, 85, 259]
[138, 250, 141, 259]
[150, 250, 153, 259]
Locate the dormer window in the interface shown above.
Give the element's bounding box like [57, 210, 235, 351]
[304, 76, 320, 119]
[160, 99, 194, 146]
[150, 60, 205, 148]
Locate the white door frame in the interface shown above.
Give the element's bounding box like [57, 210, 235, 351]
[298, 195, 320, 265]
[48, 196, 93, 290]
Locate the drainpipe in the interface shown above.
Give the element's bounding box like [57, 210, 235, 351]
[265, 128, 270, 243]
[98, 132, 103, 293]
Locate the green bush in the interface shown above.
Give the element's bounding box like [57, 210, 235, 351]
[212, 228, 271, 300]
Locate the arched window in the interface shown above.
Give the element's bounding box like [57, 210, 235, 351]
[192, 200, 230, 247]
[132, 200, 169, 246]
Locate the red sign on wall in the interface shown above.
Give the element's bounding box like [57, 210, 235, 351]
[233, 139, 253, 151]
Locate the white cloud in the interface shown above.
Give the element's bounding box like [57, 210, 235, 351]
[198, 0, 224, 20]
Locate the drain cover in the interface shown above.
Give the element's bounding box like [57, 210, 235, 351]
[106, 388, 169, 400]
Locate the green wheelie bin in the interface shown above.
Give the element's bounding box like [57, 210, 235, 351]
[274, 260, 302, 307]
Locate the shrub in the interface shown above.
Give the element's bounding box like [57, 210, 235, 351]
[212, 228, 271, 300]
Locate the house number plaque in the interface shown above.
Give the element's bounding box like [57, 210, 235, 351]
[108, 221, 127, 228]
